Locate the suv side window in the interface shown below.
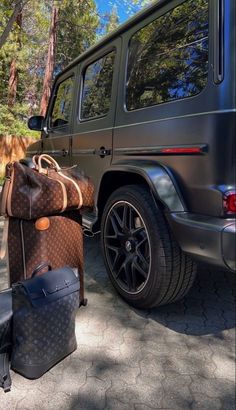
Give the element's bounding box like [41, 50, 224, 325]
[126, 0, 209, 111]
[80, 51, 116, 120]
[50, 76, 74, 128]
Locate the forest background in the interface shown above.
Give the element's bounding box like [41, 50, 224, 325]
[0, 0, 151, 181]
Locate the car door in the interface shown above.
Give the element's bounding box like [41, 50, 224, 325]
[71, 38, 121, 189]
[42, 69, 76, 167]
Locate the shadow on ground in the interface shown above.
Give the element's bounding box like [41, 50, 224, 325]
[0, 224, 235, 409]
[85, 236, 236, 337]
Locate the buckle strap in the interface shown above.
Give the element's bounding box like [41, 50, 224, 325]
[0, 353, 11, 392]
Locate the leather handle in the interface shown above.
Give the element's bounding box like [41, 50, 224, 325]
[32, 154, 61, 173]
[31, 262, 52, 278]
[0, 163, 13, 217]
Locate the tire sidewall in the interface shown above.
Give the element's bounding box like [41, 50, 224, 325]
[101, 185, 167, 308]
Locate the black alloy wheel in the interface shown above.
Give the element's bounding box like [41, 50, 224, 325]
[101, 185, 197, 309]
[103, 199, 151, 295]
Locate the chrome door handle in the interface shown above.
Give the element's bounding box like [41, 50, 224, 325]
[96, 147, 111, 158]
[62, 149, 69, 157]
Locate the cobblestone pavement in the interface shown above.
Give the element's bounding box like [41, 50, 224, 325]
[0, 218, 235, 409]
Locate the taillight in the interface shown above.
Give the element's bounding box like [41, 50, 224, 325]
[224, 191, 236, 214]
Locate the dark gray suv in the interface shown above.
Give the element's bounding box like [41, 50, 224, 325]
[28, 0, 236, 308]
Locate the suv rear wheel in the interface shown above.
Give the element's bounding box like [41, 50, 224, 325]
[101, 185, 197, 308]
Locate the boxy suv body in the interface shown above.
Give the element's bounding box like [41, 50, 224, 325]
[28, 0, 236, 308]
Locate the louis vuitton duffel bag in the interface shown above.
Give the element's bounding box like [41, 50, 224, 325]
[0, 154, 94, 220]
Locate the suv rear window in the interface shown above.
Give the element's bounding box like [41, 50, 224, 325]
[81, 51, 116, 120]
[126, 0, 209, 111]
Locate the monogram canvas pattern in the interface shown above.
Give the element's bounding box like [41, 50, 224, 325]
[7, 219, 23, 282]
[12, 290, 78, 370]
[11, 163, 65, 219]
[2, 161, 94, 220]
[63, 167, 95, 208]
[80, 178, 95, 209]
[8, 215, 83, 284]
[48, 168, 95, 209]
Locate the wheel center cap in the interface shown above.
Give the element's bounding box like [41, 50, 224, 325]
[125, 240, 132, 252]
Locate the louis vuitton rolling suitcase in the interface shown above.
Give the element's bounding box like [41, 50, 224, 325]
[7, 213, 86, 305]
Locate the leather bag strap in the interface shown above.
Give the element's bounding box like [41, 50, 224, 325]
[0, 353, 11, 392]
[33, 154, 82, 208]
[31, 262, 52, 278]
[0, 163, 13, 217]
[58, 171, 83, 208]
[0, 218, 9, 260]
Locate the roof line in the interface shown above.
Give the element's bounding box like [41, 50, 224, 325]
[59, 0, 166, 77]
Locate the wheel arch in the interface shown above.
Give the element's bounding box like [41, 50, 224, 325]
[96, 161, 186, 223]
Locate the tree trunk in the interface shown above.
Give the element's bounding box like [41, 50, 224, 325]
[0, 1, 23, 50]
[8, 11, 22, 107]
[8, 59, 18, 107]
[40, 3, 59, 116]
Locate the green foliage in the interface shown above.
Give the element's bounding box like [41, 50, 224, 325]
[81, 51, 116, 119]
[106, 0, 153, 19]
[0, 103, 40, 137]
[105, 6, 119, 34]
[56, 0, 99, 70]
[51, 77, 73, 125]
[127, 0, 209, 110]
[0, 0, 152, 139]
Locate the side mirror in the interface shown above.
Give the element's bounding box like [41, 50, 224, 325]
[28, 116, 44, 131]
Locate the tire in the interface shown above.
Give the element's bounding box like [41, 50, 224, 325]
[101, 185, 197, 309]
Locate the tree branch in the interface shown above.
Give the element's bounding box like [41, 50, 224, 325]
[0, 0, 29, 49]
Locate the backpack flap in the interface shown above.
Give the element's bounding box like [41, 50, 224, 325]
[17, 266, 80, 308]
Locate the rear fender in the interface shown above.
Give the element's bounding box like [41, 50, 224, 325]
[97, 160, 186, 213]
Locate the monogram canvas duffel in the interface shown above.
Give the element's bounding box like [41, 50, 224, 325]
[0, 154, 94, 220]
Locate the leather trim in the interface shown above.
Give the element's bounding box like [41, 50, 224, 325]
[0, 180, 10, 217]
[20, 221, 27, 279]
[0, 218, 9, 260]
[57, 179, 67, 213]
[6, 166, 14, 217]
[0, 164, 14, 217]
[58, 172, 83, 208]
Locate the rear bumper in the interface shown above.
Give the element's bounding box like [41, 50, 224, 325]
[168, 213, 236, 272]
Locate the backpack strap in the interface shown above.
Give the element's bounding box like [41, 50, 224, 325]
[0, 352, 11, 392]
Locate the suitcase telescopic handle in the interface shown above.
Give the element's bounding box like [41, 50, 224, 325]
[31, 262, 52, 278]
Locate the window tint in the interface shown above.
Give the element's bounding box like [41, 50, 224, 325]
[81, 51, 116, 120]
[126, 0, 209, 111]
[51, 76, 74, 128]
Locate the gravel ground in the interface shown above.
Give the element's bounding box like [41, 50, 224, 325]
[0, 217, 235, 409]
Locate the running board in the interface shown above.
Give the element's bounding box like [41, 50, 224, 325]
[82, 211, 98, 231]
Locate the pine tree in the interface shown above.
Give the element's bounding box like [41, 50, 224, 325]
[106, 6, 119, 34]
[40, 1, 59, 116]
[8, 9, 22, 107]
